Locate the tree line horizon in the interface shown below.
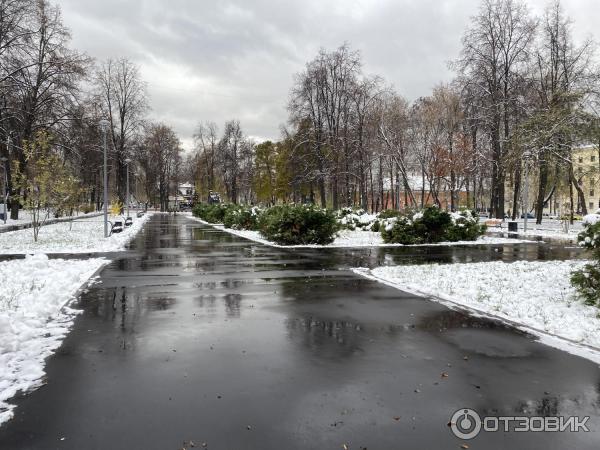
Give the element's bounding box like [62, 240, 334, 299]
[1, 0, 599, 224]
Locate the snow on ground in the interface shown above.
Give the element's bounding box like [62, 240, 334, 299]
[353, 259, 600, 363]
[0, 254, 108, 425]
[0, 212, 154, 254]
[0, 210, 35, 230]
[0, 210, 101, 231]
[187, 215, 535, 248]
[484, 218, 583, 243]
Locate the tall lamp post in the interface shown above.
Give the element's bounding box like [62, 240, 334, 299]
[99, 119, 110, 238]
[125, 158, 131, 219]
[523, 150, 532, 233]
[0, 156, 7, 225]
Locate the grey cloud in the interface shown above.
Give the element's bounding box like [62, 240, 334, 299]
[57, 0, 600, 149]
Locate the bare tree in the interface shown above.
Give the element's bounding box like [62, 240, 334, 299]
[193, 121, 218, 198]
[96, 58, 148, 208]
[455, 0, 536, 218]
[141, 123, 181, 211]
[2, 0, 89, 218]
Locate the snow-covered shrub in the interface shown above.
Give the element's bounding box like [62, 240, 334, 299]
[381, 206, 485, 244]
[258, 204, 340, 245]
[572, 212, 600, 306]
[380, 215, 422, 244]
[336, 207, 378, 231]
[192, 203, 235, 223]
[446, 210, 487, 241]
[223, 205, 262, 230]
[369, 209, 402, 233]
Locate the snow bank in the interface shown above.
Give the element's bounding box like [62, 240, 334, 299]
[354, 260, 600, 362]
[188, 216, 535, 248]
[0, 254, 108, 425]
[0, 212, 153, 255]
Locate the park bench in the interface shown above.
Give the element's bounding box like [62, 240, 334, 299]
[484, 219, 503, 228]
[110, 220, 124, 234]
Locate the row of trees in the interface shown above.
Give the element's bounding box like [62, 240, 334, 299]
[0, 0, 183, 220]
[192, 120, 254, 204]
[191, 0, 599, 224]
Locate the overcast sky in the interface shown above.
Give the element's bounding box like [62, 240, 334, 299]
[57, 0, 599, 151]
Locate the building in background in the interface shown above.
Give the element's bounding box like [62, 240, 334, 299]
[573, 145, 600, 213]
[168, 182, 196, 210]
[505, 144, 600, 219]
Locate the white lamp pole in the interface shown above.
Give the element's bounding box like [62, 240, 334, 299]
[125, 158, 131, 218]
[523, 150, 532, 233]
[0, 156, 7, 225]
[99, 119, 110, 238]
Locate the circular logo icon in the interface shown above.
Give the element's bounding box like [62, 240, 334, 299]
[450, 408, 482, 440]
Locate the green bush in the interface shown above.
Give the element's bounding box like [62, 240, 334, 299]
[571, 263, 600, 306]
[192, 203, 234, 223]
[381, 206, 485, 245]
[378, 209, 403, 219]
[367, 209, 402, 233]
[381, 215, 423, 244]
[572, 216, 600, 306]
[223, 205, 261, 230]
[446, 210, 487, 241]
[258, 204, 340, 245]
[336, 207, 378, 231]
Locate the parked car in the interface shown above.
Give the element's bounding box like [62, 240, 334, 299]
[521, 212, 535, 219]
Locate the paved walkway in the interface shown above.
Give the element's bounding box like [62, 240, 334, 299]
[0, 214, 598, 449]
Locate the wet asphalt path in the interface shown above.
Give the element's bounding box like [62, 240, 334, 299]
[0, 214, 599, 449]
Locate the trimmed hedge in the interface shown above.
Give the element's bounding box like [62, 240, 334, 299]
[192, 203, 234, 223]
[381, 206, 485, 245]
[258, 204, 340, 245]
[223, 205, 261, 230]
[194, 203, 485, 247]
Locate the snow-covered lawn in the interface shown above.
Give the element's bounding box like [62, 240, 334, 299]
[485, 218, 583, 243]
[0, 210, 102, 231]
[188, 215, 535, 248]
[0, 254, 108, 425]
[353, 260, 600, 362]
[0, 210, 36, 230]
[0, 212, 153, 254]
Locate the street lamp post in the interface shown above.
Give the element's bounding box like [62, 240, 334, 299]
[99, 119, 110, 238]
[523, 150, 532, 233]
[125, 158, 131, 219]
[0, 156, 7, 225]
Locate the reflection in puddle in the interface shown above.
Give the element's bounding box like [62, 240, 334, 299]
[418, 310, 534, 358]
[285, 317, 365, 360]
[224, 293, 242, 317]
